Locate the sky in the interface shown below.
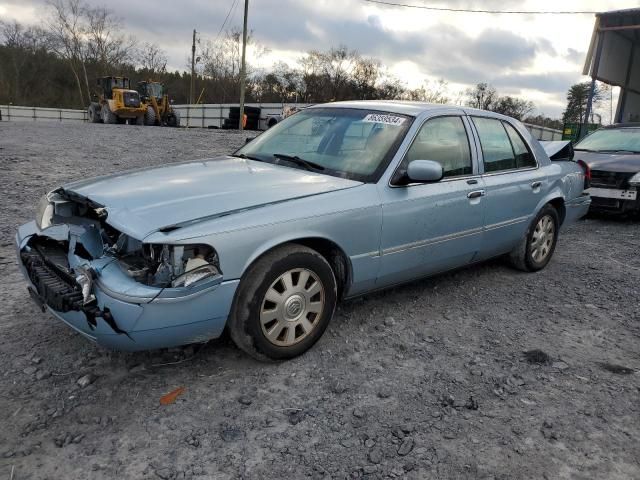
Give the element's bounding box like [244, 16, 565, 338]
[1, 0, 637, 118]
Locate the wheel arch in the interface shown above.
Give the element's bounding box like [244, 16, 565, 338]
[535, 189, 566, 226]
[239, 236, 353, 300]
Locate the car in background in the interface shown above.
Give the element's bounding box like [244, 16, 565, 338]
[16, 101, 590, 361]
[574, 124, 640, 214]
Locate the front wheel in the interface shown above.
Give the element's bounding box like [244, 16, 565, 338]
[228, 244, 337, 361]
[508, 204, 559, 272]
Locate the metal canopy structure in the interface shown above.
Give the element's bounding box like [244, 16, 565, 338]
[583, 8, 640, 129]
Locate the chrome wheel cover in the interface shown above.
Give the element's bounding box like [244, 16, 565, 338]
[260, 268, 325, 347]
[530, 215, 555, 263]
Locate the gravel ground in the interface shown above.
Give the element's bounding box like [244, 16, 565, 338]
[1, 122, 639, 480]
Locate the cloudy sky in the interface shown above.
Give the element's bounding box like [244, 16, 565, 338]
[1, 0, 637, 117]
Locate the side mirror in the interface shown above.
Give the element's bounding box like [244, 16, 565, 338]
[406, 160, 443, 183]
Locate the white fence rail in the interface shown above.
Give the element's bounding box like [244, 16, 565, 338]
[523, 123, 563, 141]
[0, 103, 564, 140]
[0, 105, 87, 123]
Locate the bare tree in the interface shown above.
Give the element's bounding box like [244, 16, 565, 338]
[406, 79, 450, 104]
[45, 0, 89, 106]
[466, 82, 497, 110]
[138, 42, 168, 74]
[85, 6, 137, 74]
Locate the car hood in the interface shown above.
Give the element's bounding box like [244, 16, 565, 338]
[63, 156, 362, 239]
[575, 151, 640, 172]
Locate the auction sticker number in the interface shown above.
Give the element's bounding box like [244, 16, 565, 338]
[362, 114, 406, 126]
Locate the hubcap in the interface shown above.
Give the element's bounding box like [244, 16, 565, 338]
[530, 215, 555, 263]
[260, 268, 325, 347]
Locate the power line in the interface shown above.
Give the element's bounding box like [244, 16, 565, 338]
[362, 0, 598, 15]
[214, 0, 239, 43]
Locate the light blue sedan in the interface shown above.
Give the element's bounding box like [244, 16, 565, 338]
[16, 101, 590, 360]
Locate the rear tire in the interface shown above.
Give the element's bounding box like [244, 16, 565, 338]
[228, 244, 337, 361]
[144, 106, 156, 126]
[167, 111, 181, 127]
[508, 204, 559, 272]
[88, 103, 101, 123]
[135, 115, 144, 126]
[101, 104, 117, 124]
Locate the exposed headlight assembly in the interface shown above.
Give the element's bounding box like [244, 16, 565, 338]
[171, 259, 220, 288]
[35, 194, 55, 230]
[629, 172, 640, 186]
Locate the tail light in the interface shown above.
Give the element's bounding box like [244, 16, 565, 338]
[577, 160, 591, 189]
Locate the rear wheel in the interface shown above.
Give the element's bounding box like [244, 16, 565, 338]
[135, 115, 144, 126]
[88, 103, 101, 123]
[101, 104, 117, 124]
[167, 111, 181, 127]
[144, 106, 156, 126]
[228, 244, 337, 361]
[508, 204, 559, 272]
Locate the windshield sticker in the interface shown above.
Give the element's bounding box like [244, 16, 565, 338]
[362, 114, 406, 126]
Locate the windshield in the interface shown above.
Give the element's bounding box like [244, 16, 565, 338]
[148, 83, 163, 98]
[575, 127, 640, 153]
[235, 107, 413, 182]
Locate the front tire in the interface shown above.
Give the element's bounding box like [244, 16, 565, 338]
[144, 106, 156, 126]
[228, 244, 337, 361]
[508, 204, 559, 272]
[101, 104, 117, 124]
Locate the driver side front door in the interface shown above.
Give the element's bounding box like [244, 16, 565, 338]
[376, 115, 486, 287]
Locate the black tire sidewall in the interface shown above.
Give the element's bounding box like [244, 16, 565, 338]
[525, 206, 559, 271]
[237, 249, 337, 360]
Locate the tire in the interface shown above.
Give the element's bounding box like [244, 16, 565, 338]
[267, 118, 278, 128]
[101, 104, 117, 124]
[508, 204, 559, 272]
[88, 103, 101, 123]
[135, 115, 144, 126]
[144, 106, 156, 126]
[228, 244, 337, 361]
[167, 111, 181, 127]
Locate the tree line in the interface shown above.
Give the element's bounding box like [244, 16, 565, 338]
[0, 0, 583, 129]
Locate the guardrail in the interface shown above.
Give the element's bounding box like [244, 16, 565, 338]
[523, 123, 563, 141]
[0, 104, 564, 141]
[0, 105, 87, 123]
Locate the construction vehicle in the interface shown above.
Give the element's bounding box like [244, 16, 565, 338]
[136, 80, 180, 127]
[88, 76, 146, 125]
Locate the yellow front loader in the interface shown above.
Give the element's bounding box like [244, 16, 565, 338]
[137, 81, 181, 127]
[88, 76, 146, 125]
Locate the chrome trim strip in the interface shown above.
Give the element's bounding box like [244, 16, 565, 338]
[381, 215, 530, 257]
[351, 251, 380, 260]
[382, 226, 483, 256]
[483, 215, 530, 232]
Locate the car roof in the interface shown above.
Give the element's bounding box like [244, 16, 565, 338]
[313, 100, 508, 119]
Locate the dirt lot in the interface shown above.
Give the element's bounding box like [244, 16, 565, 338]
[0, 122, 639, 480]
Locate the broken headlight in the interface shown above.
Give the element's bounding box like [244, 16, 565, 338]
[35, 194, 55, 230]
[116, 240, 221, 288]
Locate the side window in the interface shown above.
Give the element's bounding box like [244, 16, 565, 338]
[503, 122, 536, 168]
[472, 117, 516, 172]
[404, 116, 472, 178]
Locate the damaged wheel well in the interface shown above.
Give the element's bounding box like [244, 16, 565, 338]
[249, 238, 352, 300]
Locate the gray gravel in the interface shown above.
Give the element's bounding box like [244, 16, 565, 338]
[1, 122, 639, 479]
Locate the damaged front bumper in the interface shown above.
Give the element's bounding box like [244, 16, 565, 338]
[15, 221, 239, 351]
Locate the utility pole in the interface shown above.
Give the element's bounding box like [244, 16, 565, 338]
[190, 29, 196, 106]
[187, 29, 197, 128]
[238, 0, 249, 132]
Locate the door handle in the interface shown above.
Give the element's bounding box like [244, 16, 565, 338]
[466, 179, 478, 185]
[531, 181, 542, 189]
[467, 190, 485, 199]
